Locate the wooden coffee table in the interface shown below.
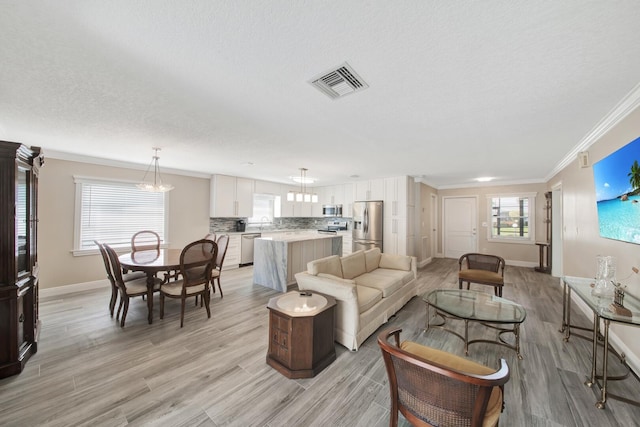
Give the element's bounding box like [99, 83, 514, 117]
[423, 289, 526, 359]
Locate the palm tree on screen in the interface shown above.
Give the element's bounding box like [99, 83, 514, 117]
[629, 160, 640, 193]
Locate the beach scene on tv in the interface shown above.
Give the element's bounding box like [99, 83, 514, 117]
[592, 136, 640, 245]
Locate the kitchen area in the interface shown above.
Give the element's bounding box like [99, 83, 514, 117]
[208, 173, 416, 292]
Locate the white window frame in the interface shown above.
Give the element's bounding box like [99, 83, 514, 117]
[72, 175, 170, 256]
[486, 192, 536, 244]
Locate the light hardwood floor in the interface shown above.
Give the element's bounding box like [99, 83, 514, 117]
[2, 259, 640, 426]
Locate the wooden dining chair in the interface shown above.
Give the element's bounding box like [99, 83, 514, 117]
[210, 234, 229, 298]
[94, 240, 145, 317]
[378, 328, 509, 427]
[159, 239, 217, 327]
[104, 243, 163, 327]
[131, 230, 161, 251]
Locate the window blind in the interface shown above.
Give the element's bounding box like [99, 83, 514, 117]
[78, 180, 165, 250]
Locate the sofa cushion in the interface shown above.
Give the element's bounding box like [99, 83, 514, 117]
[459, 269, 504, 285]
[400, 341, 503, 427]
[379, 253, 412, 271]
[318, 273, 356, 285]
[341, 251, 367, 280]
[355, 270, 408, 297]
[356, 285, 383, 314]
[364, 248, 382, 272]
[308, 255, 343, 277]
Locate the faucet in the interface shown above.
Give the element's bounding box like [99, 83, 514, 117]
[259, 216, 271, 231]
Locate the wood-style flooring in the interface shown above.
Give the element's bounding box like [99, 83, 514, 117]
[2, 259, 640, 426]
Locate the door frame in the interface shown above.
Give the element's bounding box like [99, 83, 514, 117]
[430, 193, 438, 258]
[551, 182, 563, 277]
[442, 195, 479, 259]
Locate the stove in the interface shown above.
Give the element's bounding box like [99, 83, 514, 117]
[318, 220, 348, 234]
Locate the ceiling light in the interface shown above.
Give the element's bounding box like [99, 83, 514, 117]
[136, 147, 174, 192]
[475, 177, 494, 182]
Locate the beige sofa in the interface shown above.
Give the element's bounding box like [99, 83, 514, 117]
[294, 248, 417, 351]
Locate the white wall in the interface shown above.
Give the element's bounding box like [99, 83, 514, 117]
[550, 105, 640, 369]
[436, 183, 548, 265]
[38, 158, 211, 288]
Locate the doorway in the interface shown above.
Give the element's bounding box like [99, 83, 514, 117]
[443, 196, 478, 259]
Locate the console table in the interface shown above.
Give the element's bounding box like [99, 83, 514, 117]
[561, 276, 640, 409]
[266, 291, 336, 379]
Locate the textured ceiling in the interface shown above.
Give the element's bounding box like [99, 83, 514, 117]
[2, 1, 640, 188]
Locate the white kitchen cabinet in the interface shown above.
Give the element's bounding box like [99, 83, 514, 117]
[355, 178, 384, 201]
[339, 231, 352, 256]
[341, 183, 354, 217]
[211, 175, 255, 217]
[222, 234, 242, 270]
[254, 179, 281, 195]
[383, 176, 412, 256]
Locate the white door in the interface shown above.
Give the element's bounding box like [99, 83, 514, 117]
[430, 194, 437, 258]
[444, 197, 477, 259]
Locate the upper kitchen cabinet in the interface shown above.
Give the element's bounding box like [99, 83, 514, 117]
[254, 179, 281, 195]
[211, 174, 254, 217]
[341, 183, 354, 217]
[354, 178, 384, 201]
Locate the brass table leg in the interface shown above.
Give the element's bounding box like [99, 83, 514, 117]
[586, 312, 599, 389]
[596, 319, 610, 409]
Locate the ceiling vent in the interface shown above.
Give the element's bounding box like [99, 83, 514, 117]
[309, 62, 369, 99]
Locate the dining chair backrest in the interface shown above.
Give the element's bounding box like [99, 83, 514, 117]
[131, 230, 161, 252]
[94, 240, 115, 284]
[204, 232, 217, 242]
[215, 234, 230, 270]
[103, 244, 129, 291]
[180, 239, 217, 289]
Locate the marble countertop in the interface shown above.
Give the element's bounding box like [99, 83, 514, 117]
[257, 233, 342, 243]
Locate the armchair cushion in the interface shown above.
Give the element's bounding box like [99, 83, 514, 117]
[459, 269, 504, 285]
[401, 341, 503, 426]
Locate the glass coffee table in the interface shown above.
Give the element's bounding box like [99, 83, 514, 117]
[423, 289, 527, 359]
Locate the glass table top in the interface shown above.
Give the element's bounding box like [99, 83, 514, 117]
[562, 276, 640, 325]
[423, 289, 526, 324]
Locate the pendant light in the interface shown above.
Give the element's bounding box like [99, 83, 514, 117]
[136, 147, 174, 192]
[290, 168, 318, 203]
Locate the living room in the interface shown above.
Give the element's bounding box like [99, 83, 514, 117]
[3, 2, 640, 426]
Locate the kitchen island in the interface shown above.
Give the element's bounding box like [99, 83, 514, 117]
[253, 232, 342, 292]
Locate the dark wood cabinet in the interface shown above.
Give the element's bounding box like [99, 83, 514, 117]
[0, 141, 43, 378]
[266, 292, 336, 379]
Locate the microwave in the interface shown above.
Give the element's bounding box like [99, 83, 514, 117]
[322, 204, 343, 217]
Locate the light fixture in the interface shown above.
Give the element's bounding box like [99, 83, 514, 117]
[475, 177, 494, 182]
[290, 168, 317, 203]
[136, 147, 174, 192]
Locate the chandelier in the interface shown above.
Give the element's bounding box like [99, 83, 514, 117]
[136, 147, 174, 192]
[287, 168, 318, 203]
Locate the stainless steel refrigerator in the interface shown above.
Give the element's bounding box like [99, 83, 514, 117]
[352, 200, 383, 252]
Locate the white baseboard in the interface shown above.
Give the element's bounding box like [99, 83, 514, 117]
[505, 260, 538, 268]
[418, 257, 433, 268]
[41, 280, 108, 297]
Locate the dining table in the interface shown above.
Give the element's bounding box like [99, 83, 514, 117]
[119, 248, 182, 324]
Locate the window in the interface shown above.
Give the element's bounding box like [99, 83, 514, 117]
[248, 193, 280, 224]
[487, 193, 536, 243]
[73, 176, 168, 255]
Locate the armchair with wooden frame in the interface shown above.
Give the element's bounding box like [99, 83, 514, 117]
[458, 253, 506, 297]
[378, 328, 509, 427]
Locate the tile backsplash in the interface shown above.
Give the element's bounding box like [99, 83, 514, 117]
[210, 217, 351, 233]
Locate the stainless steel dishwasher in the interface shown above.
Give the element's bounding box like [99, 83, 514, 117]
[240, 233, 261, 265]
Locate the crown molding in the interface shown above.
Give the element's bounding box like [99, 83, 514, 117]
[45, 149, 212, 179]
[545, 82, 640, 181]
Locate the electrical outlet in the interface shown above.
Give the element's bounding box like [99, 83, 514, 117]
[632, 266, 639, 274]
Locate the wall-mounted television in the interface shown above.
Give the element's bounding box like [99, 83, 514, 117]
[592, 135, 640, 244]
